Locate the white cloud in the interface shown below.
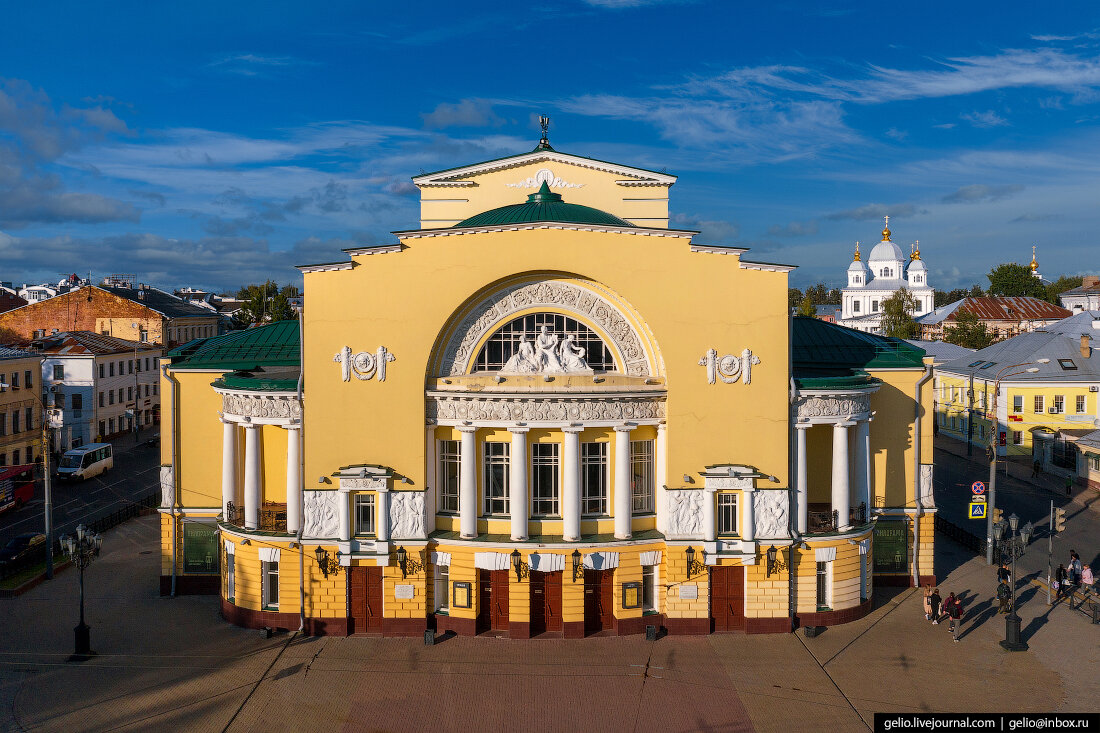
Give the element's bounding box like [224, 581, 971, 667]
[960, 110, 1009, 128]
[826, 203, 921, 221]
[422, 99, 504, 129]
[941, 184, 1023, 204]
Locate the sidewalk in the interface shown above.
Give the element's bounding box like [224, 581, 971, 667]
[2, 514, 1096, 732]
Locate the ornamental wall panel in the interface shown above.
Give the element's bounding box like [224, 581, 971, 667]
[303, 490, 341, 538]
[390, 491, 426, 539]
[753, 490, 791, 539]
[427, 394, 665, 424]
[665, 490, 704, 539]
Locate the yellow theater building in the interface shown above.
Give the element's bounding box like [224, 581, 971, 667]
[160, 134, 936, 637]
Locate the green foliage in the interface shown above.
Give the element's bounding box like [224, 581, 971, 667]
[943, 310, 994, 350]
[880, 289, 919, 339]
[799, 283, 842, 306]
[1044, 275, 1082, 305]
[987, 263, 1046, 298]
[788, 288, 804, 310]
[233, 280, 295, 327]
[797, 297, 816, 317]
[934, 285, 984, 308]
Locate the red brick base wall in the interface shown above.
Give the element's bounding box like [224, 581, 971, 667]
[745, 616, 792, 634]
[219, 597, 348, 636]
[796, 597, 873, 628]
[160, 575, 220, 596]
[664, 617, 710, 635]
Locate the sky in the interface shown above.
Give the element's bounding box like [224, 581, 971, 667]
[1, 1, 1099, 293]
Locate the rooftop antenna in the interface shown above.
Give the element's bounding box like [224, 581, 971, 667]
[537, 114, 551, 150]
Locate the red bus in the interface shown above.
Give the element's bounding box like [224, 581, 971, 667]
[0, 464, 35, 514]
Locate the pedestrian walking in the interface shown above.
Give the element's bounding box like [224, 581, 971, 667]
[1055, 564, 1068, 600]
[930, 588, 942, 624]
[944, 592, 962, 642]
[996, 580, 1012, 614]
[1082, 565, 1095, 594]
[997, 563, 1010, 584]
[922, 586, 933, 621]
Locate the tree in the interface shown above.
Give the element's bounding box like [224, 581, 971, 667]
[1044, 275, 1082, 305]
[797, 297, 816, 317]
[279, 284, 301, 298]
[880, 289, 919, 339]
[987, 263, 1046, 298]
[943, 309, 993, 350]
[935, 285, 983, 308]
[788, 288, 804, 311]
[233, 280, 295, 327]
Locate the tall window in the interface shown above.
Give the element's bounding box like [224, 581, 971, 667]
[10, 372, 18, 388]
[53, 364, 64, 380]
[354, 494, 376, 535]
[1053, 395, 1064, 414]
[581, 442, 608, 515]
[434, 565, 449, 613]
[531, 443, 560, 516]
[23, 370, 31, 389]
[1077, 395, 1087, 414]
[853, 301, 860, 314]
[226, 552, 235, 600]
[1033, 395, 1044, 413]
[1013, 395, 1023, 413]
[473, 313, 616, 372]
[98, 392, 105, 408]
[11, 411, 18, 433]
[263, 561, 279, 609]
[483, 442, 510, 515]
[816, 561, 829, 610]
[99, 364, 105, 379]
[642, 565, 657, 613]
[871, 300, 879, 312]
[1012, 430, 1023, 445]
[438, 440, 460, 513]
[109, 362, 114, 377]
[631, 440, 655, 513]
[717, 493, 738, 535]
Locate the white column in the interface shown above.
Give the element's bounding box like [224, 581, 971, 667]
[509, 427, 529, 541]
[562, 427, 582, 542]
[832, 421, 853, 530]
[703, 488, 717, 542]
[655, 422, 668, 534]
[376, 487, 391, 541]
[614, 425, 633, 539]
[243, 424, 261, 530]
[221, 418, 237, 519]
[338, 489, 351, 542]
[459, 426, 478, 539]
[742, 487, 756, 542]
[855, 418, 871, 521]
[424, 425, 437, 532]
[285, 425, 301, 534]
[796, 424, 810, 535]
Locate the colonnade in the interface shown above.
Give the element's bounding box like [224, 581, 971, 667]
[793, 415, 872, 534]
[221, 418, 302, 534]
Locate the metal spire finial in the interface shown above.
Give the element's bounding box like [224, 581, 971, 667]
[537, 114, 551, 150]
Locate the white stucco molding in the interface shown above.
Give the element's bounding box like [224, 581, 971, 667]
[426, 392, 665, 426]
[665, 489, 705, 539]
[793, 388, 878, 425]
[216, 388, 302, 426]
[753, 490, 791, 540]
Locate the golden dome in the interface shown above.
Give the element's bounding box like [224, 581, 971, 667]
[910, 241, 921, 261]
[853, 241, 861, 262]
[1030, 245, 1039, 272]
[881, 215, 892, 241]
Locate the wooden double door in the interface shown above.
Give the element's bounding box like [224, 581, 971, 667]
[349, 566, 384, 634]
[583, 569, 614, 636]
[477, 570, 510, 633]
[529, 570, 563, 636]
[710, 565, 746, 632]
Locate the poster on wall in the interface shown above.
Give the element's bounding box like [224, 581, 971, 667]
[183, 522, 219, 574]
[871, 520, 908, 574]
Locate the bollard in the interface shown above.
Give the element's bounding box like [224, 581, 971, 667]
[424, 629, 436, 646]
[645, 625, 657, 641]
[803, 625, 819, 638]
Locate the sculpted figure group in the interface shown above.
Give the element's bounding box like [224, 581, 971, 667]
[501, 326, 591, 374]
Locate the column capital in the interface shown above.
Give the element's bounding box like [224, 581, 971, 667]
[285, 423, 302, 431]
[562, 425, 584, 434]
[241, 421, 258, 430]
[457, 424, 478, 434]
[795, 422, 813, 430]
[508, 425, 530, 434]
[613, 423, 636, 433]
[834, 420, 857, 429]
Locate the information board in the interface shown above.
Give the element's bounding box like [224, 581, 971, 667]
[182, 521, 219, 575]
[871, 520, 909, 574]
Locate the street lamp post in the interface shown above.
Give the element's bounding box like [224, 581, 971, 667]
[985, 360, 1048, 565]
[995, 513, 1032, 652]
[61, 524, 102, 658]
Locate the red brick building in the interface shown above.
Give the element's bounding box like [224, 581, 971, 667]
[918, 296, 1071, 341]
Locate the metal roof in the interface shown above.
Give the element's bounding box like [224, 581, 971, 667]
[35, 331, 160, 356]
[919, 296, 1070, 325]
[792, 316, 927, 380]
[453, 182, 635, 229]
[168, 320, 300, 370]
[904, 339, 975, 364]
[936, 327, 1100, 381]
[99, 285, 217, 319]
[0, 346, 38, 361]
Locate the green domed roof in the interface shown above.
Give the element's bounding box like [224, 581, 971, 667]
[453, 182, 635, 229]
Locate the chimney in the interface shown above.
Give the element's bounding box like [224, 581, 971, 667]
[1083, 334, 1092, 359]
[137, 289, 145, 300]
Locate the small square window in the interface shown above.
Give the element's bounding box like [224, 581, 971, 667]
[1058, 359, 1077, 370]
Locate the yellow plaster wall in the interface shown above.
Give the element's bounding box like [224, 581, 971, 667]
[419, 158, 671, 228]
[867, 367, 933, 511]
[304, 231, 790, 504]
[664, 550, 710, 619]
[161, 370, 224, 509]
[745, 558, 789, 619]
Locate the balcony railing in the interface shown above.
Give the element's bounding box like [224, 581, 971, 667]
[224, 501, 288, 533]
[807, 502, 868, 534]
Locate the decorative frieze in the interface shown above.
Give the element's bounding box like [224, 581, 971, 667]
[794, 393, 873, 421]
[334, 345, 396, 383]
[160, 465, 174, 509]
[753, 490, 791, 539]
[666, 489, 704, 538]
[221, 393, 302, 421]
[303, 490, 341, 538]
[505, 168, 584, 189]
[427, 394, 665, 424]
[441, 280, 651, 377]
[390, 491, 426, 539]
[699, 347, 760, 385]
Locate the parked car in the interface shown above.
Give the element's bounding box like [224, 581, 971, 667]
[0, 533, 46, 564]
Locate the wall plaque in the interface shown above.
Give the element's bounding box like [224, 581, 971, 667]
[394, 584, 415, 600]
[679, 583, 698, 600]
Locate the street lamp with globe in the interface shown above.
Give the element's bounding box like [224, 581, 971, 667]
[994, 513, 1032, 652]
[61, 524, 102, 658]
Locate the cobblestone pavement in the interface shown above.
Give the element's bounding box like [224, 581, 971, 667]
[2, 514, 1095, 733]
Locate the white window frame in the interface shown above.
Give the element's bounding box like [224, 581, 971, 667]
[630, 439, 655, 514]
[642, 565, 657, 613]
[263, 560, 279, 609]
[716, 493, 738, 535]
[354, 493, 376, 536]
[1013, 395, 1023, 413]
[531, 443, 560, 517]
[438, 440, 460, 513]
[483, 441, 510, 516]
[816, 561, 831, 610]
[1012, 430, 1023, 445]
[581, 442, 608, 516]
[434, 565, 449, 613]
[1076, 395, 1087, 414]
[1034, 395, 1044, 414]
[226, 552, 235, 600]
[1053, 395, 1064, 414]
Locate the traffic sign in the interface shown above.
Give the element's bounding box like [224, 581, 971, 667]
[969, 503, 987, 519]
[971, 493, 986, 503]
[971, 481, 986, 495]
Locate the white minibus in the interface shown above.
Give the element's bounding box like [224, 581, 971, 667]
[57, 443, 114, 481]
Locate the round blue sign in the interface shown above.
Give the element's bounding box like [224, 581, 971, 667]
[971, 481, 986, 495]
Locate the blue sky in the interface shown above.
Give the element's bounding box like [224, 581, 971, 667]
[1, 0, 1098, 292]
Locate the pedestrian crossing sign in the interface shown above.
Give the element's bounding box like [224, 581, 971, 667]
[969, 502, 987, 519]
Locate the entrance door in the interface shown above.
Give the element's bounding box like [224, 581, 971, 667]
[477, 569, 492, 633]
[349, 566, 384, 634]
[583, 569, 614, 635]
[709, 565, 745, 632]
[490, 569, 510, 631]
[530, 571, 563, 635]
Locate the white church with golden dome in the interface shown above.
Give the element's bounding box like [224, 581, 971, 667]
[839, 218, 934, 333]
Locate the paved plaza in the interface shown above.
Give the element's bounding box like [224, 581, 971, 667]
[1, 514, 1096, 733]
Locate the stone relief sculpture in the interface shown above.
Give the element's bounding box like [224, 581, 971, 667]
[535, 326, 564, 371]
[222, 394, 302, 420]
[794, 394, 872, 419]
[505, 168, 585, 189]
[428, 395, 665, 423]
[919, 464, 935, 508]
[753, 491, 790, 539]
[499, 327, 593, 375]
[334, 345, 396, 382]
[160, 465, 174, 508]
[501, 341, 540, 373]
[303, 491, 341, 538]
[559, 334, 589, 371]
[390, 492, 426, 539]
[666, 490, 704, 537]
[699, 347, 760, 385]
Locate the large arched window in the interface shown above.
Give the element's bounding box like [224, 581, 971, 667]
[474, 313, 616, 372]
